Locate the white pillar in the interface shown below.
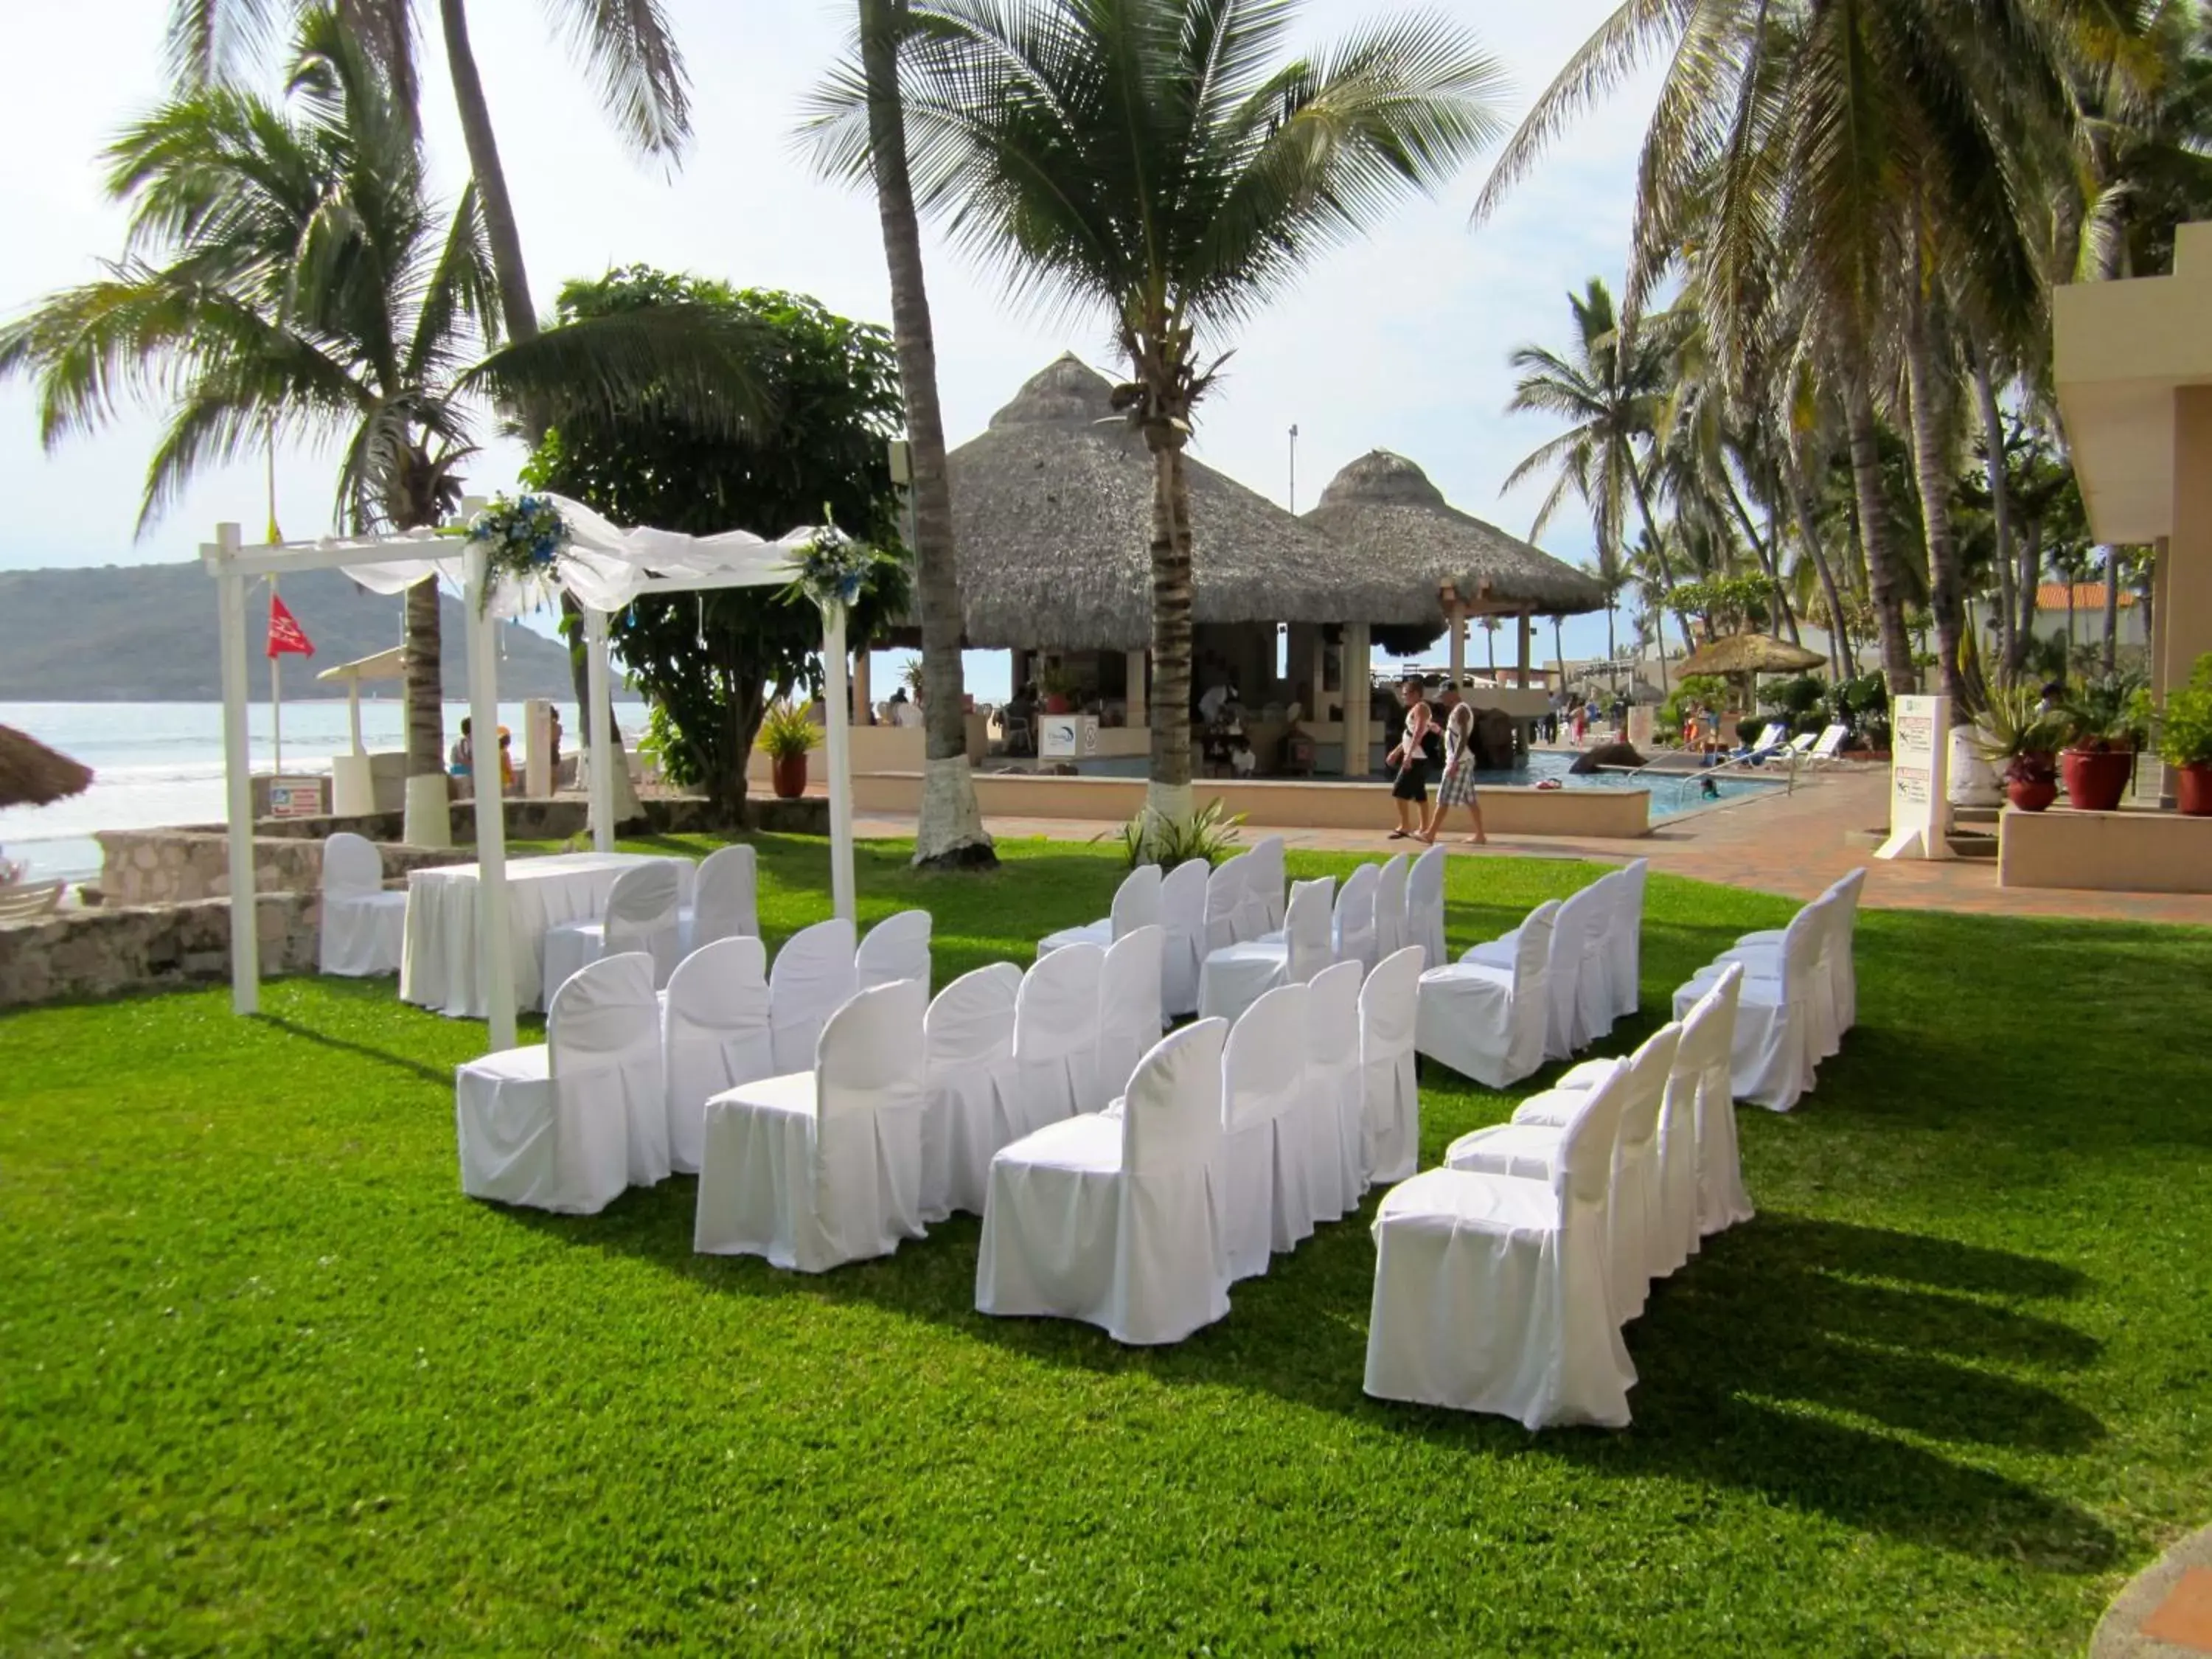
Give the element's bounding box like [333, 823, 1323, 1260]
[465, 546, 518, 1054]
[824, 602, 857, 922]
[1124, 647, 1147, 729]
[347, 681, 364, 755]
[853, 648, 873, 724]
[585, 606, 615, 855]
[1447, 602, 1467, 693]
[1343, 622, 1370, 776]
[215, 524, 258, 1015]
[524, 698, 553, 798]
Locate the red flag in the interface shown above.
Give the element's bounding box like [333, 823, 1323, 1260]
[267, 593, 315, 659]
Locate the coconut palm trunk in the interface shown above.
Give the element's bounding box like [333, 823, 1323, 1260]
[1844, 383, 1917, 694]
[859, 0, 992, 868]
[1142, 423, 1196, 827]
[1972, 352, 2020, 674]
[1901, 294, 1972, 709]
[1783, 444, 1852, 678]
[2102, 549, 2121, 673]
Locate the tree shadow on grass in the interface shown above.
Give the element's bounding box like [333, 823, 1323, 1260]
[506, 1191, 2116, 1568]
[255, 1013, 451, 1087]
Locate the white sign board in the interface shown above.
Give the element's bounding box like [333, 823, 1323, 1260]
[1038, 714, 1099, 759]
[1876, 693, 1953, 860]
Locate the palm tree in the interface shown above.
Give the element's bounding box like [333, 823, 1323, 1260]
[816, 0, 994, 869]
[1, 10, 764, 784]
[809, 0, 1506, 827]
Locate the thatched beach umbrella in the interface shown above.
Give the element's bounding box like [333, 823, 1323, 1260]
[0, 726, 93, 810]
[943, 354, 1351, 648]
[1676, 633, 1826, 676]
[1299, 451, 1610, 620]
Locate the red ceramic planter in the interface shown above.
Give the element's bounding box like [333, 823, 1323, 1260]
[2061, 748, 2133, 813]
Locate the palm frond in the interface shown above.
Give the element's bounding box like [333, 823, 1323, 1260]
[545, 0, 694, 161]
[458, 305, 774, 438]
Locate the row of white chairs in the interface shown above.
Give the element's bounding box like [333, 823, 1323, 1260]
[1669, 869, 1864, 1111]
[1411, 860, 1649, 1090]
[975, 945, 1430, 1345]
[453, 908, 932, 1214]
[1364, 964, 1757, 1429]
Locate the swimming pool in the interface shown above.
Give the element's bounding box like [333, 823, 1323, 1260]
[1493, 750, 1787, 821]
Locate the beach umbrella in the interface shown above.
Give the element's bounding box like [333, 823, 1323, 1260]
[0, 726, 94, 809]
[1675, 633, 1826, 676]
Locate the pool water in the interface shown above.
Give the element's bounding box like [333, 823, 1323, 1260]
[1496, 750, 1787, 821]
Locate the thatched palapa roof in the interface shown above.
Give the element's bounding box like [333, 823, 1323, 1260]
[1676, 633, 1826, 675]
[1299, 451, 1610, 619]
[0, 726, 93, 810]
[939, 356, 1600, 650]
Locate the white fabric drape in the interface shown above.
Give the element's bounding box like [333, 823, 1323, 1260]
[1359, 946, 1427, 1185]
[661, 936, 775, 1176]
[858, 909, 933, 994]
[1303, 959, 1366, 1222]
[1405, 844, 1447, 972]
[1372, 855, 1411, 965]
[1096, 925, 1166, 1109]
[1240, 835, 1287, 939]
[1157, 859, 1208, 1020]
[678, 844, 759, 955]
[921, 963, 1024, 1220]
[1332, 862, 1380, 973]
[769, 918, 860, 1074]
[1009, 943, 1103, 1133]
[1220, 984, 1317, 1281]
[541, 858, 684, 1002]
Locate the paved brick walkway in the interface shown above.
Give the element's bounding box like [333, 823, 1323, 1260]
[857, 764, 2212, 928]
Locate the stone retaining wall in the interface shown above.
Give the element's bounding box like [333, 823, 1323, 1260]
[94, 830, 467, 908]
[0, 894, 319, 1009]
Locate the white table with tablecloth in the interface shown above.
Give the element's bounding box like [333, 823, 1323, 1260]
[401, 852, 695, 1018]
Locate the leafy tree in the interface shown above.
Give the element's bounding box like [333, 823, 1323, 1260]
[0, 13, 762, 784]
[524, 271, 910, 824]
[809, 0, 1506, 829]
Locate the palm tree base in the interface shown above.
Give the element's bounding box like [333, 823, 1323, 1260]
[912, 755, 998, 869]
[403, 773, 454, 849]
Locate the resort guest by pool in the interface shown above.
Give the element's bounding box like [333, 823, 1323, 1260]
[498, 729, 516, 793]
[448, 719, 473, 779]
[1386, 676, 1436, 841]
[1427, 700, 1487, 845]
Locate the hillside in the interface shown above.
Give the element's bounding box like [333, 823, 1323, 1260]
[0, 562, 582, 700]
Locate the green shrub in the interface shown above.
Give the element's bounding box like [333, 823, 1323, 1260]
[1658, 675, 1731, 740]
[2157, 653, 2212, 768]
[1761, 673, 1828, 719]
[755, 700, 821, 762]
[1098, 798, 1245, 870]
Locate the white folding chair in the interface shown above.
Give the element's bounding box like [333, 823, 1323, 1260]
[1605, 858, 1649, 1020]
[1405, 842, 1447, 972]
[1037, 863, 1163, 958]
[1372, 854, 1411, 964]
[1096, 925, 1166, 1110]
[1461, 880, 1599, 1061]
[1413, 900, 1556, 1090]
[1720, 868, 1863, 1047]
[1673, 898, 1826, 1110]
[1304, 959, 1366, 1222]
[858, 908, 933, 993]
[768, 917, 859, 1074]
[661, 936, 774, 1177]
[1575, 869, 1625, 1046]
[1219, 983, 1317, 1281]
[922, 962, 1023, 1221]
[318, 831, 407, 976]
[1197, 875, 1334, 1024]
[1366, 1060, 1636, 1428]
[975, 1018, 1231, 1346]
[692, 978, 929, 1272]
[1204, 854, 1252, 956]
[1242, 834, 1287, 937]
[543, 859, 684, 997]
[1360, 945, 1427, 1185]
[1157, 858, 1209, 1020]
[1332, 861, 1380, 972]
[677, 844, 758, 954]
[1675, 964, 1755, 1237]
[1008, 942, 1103, 1135]
[455, 952, 664, 1212]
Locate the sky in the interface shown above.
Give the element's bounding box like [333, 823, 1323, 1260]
[0, 0, 1662, 697]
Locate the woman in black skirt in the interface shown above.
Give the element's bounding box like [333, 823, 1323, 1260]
[1385, 677, 1435, 839]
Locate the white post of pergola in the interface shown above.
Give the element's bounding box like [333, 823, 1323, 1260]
[1447, 597, 1467, 692]
[214, 522, 259, 1015]
[824, 601, 856, 922]
[463, 542, 519, 1054]
[584, 605, 616, 854]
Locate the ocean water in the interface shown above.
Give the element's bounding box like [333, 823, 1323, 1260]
[0, 700, 647, 883]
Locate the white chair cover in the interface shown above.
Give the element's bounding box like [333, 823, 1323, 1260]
[922, 962, 1023, 1220]
[1244, 834, 1287, 936]
[1332, 860, 1380, 972]
[1466, 882, 1599, 1061]
[678, 844, 758, 954]
[1037, 863, 1163, 959]
[1360, 945, 1427, 1184]
[1607, 858, 1649, 1019]
[1220, 983, 1317, 1280]
[1304, 959, 1366, 1221]
[1413, 900, 1556, 1089]
[858, 908, 933, 993]
[1722, 869, 1863, 1051]
[661, 935, 774, 1176]
[1678, 964, 1755, 1234]
[542, 858, 684, 999]
[319, 831, 407, 976]
[1406, 842, 1447, 971]
[975, 1018, 1231, 1346]
[1096, 925, 1166, 1109]
[1158, 858, 1208, 1020]
[769, 917, 859, 1074]
[1674, 896, 1826, 1110]
[692, 978, 930, 1272]
[1204, 854, 1251, 955]
[1365, 1060, 1636, 1427]
[1197, 874, 1334, 1025]
[1372, 855, 1411, 964]
[1009, 942, 1103, 1133]
[455, 952, 663, 1213]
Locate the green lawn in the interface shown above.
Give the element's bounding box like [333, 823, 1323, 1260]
[4, 835, 2210, 1655]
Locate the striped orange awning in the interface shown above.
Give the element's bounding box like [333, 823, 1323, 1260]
[2034, 582, 2136, 610]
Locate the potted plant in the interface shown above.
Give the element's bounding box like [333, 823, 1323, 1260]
[2057, 672, 2151, 812]
[1969, 685, 2066, 813]
[1038, 661, 1082, 715]
[757, 700, 821, 800]
[2158, 653, 2212, 816]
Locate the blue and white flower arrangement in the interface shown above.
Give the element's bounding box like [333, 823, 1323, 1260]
[793, 521, 874, 611]
[467, 493, 571, 613]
